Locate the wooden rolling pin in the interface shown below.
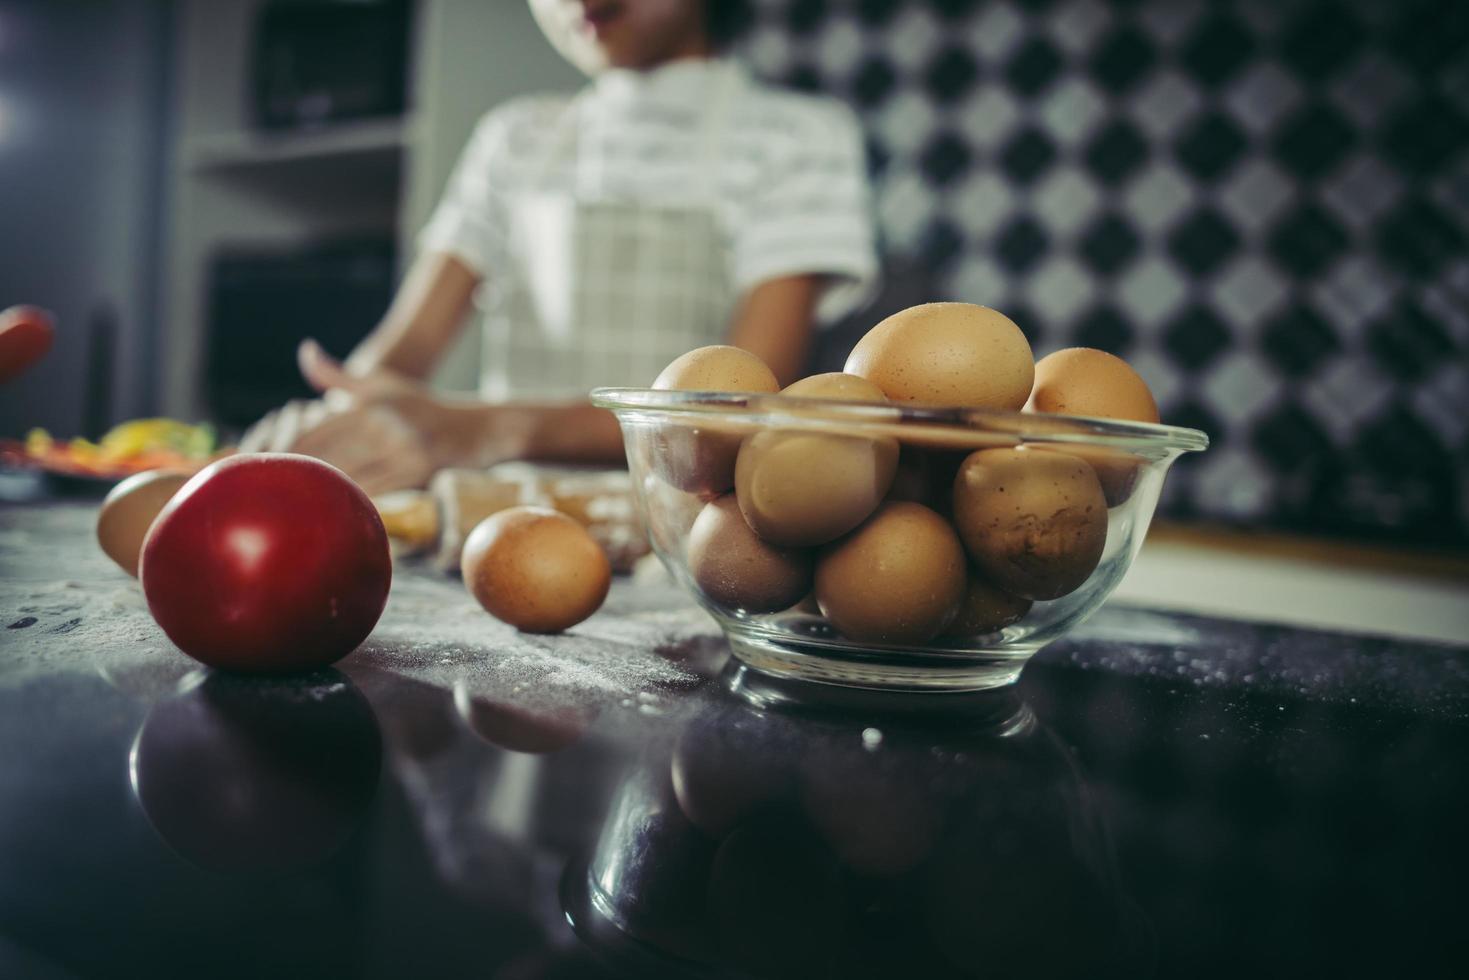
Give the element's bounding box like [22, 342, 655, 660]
[375, 464, 650, 575]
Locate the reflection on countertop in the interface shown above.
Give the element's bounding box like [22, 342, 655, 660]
[129, 669, 382, 876]
[571, 680, 1148, 979]
[2, 503, 1468, 978]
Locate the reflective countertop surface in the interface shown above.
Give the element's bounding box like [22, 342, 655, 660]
[2, 504, 1467, 979]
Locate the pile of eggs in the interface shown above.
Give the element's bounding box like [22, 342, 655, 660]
[651, 302, 1161, 646]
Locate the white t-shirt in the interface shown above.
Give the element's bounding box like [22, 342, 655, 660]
[419, 58, 878, 324]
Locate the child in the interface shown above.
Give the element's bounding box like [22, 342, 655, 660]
[242, 0, 876, 495]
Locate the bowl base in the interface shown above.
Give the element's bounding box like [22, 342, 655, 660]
[724, 627, 1036, 694]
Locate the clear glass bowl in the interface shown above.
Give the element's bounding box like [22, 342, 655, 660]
[593, 387, 1208, 693]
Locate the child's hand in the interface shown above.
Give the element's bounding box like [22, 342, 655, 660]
[301, 338, 417, 405]
[239, 340, 410, 452]
[239, 341, 459, 495]
[278, 395, 445, 495]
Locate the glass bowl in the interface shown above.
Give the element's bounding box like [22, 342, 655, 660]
[592, 387, 1207, 693]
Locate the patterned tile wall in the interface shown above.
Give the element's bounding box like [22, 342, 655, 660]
[733, 0, 1469, 546]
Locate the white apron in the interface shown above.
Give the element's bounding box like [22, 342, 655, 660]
[478, 65, 740, 400]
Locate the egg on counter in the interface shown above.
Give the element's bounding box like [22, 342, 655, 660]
[951, 448, 1107, 601]
[815, 501, 966, 644]
[460, 506, 611, 633]
[651, 345, 781, 494]
[734, 373, 898, 547]
[96, 469, 193, 577]
[1026, 347, 1160, 506]
[844, 303, 1034, 411]
[688, 493, 812, 613]
[944, 577, 1033, 637]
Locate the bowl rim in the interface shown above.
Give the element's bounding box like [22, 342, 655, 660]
[590, 387, 1210, 453]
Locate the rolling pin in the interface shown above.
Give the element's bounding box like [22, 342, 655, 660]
[375, 464, 650, 575]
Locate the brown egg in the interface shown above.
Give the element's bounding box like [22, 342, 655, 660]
[780, 372, 887, 402]
[845, 303, 1034, 410]
[1059, 444, 1145, 508]
[97, 469, 192, 577]
[735, 431, 898, 546]
[688, 493, 812, 612]
[885, 446, 967, 515]
[951, 448, 1107, 600]
[460, 506, 611, 633]
[734, 372, 896, 546]
[815, 501, 966, 644]
[651, 346, 780, 494]
[654, 345, 780, 393]
[944, 577, 1033, 637]
[1026, 347, 1159, 422]
[1026, 347, 1159, 507]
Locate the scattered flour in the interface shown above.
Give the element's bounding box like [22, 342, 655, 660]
[351, 571, 723, 716]
[2, 505, 727, 713]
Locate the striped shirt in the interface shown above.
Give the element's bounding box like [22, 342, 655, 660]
[419, 58, 878, 324]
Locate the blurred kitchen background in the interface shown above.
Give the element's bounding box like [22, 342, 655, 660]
[1, 0, 1465, 640]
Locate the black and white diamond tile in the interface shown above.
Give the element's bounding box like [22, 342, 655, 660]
[738, 0, 1469, 544]
[1122, 162, 1195, 235]
[1218, 158, 1295, 237]
[1311, 255, 1396, 336]
[1224, 62, 1302, 138]
[1321, 155, 1403, 233]
[1130, 69, 1204, 141]
[1032, 165, 1102, 238]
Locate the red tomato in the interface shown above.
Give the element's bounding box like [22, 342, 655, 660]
[0, 305, 56, 383]
[140, 454, 392, 672]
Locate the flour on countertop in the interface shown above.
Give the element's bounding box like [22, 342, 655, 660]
[2, 504, 725, 710]
[351, 571, 722, 713]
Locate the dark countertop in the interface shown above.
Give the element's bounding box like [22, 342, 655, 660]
[2, 503, 1467, 979]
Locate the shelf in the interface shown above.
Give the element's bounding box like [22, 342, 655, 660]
[182, 117, 412, 172]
